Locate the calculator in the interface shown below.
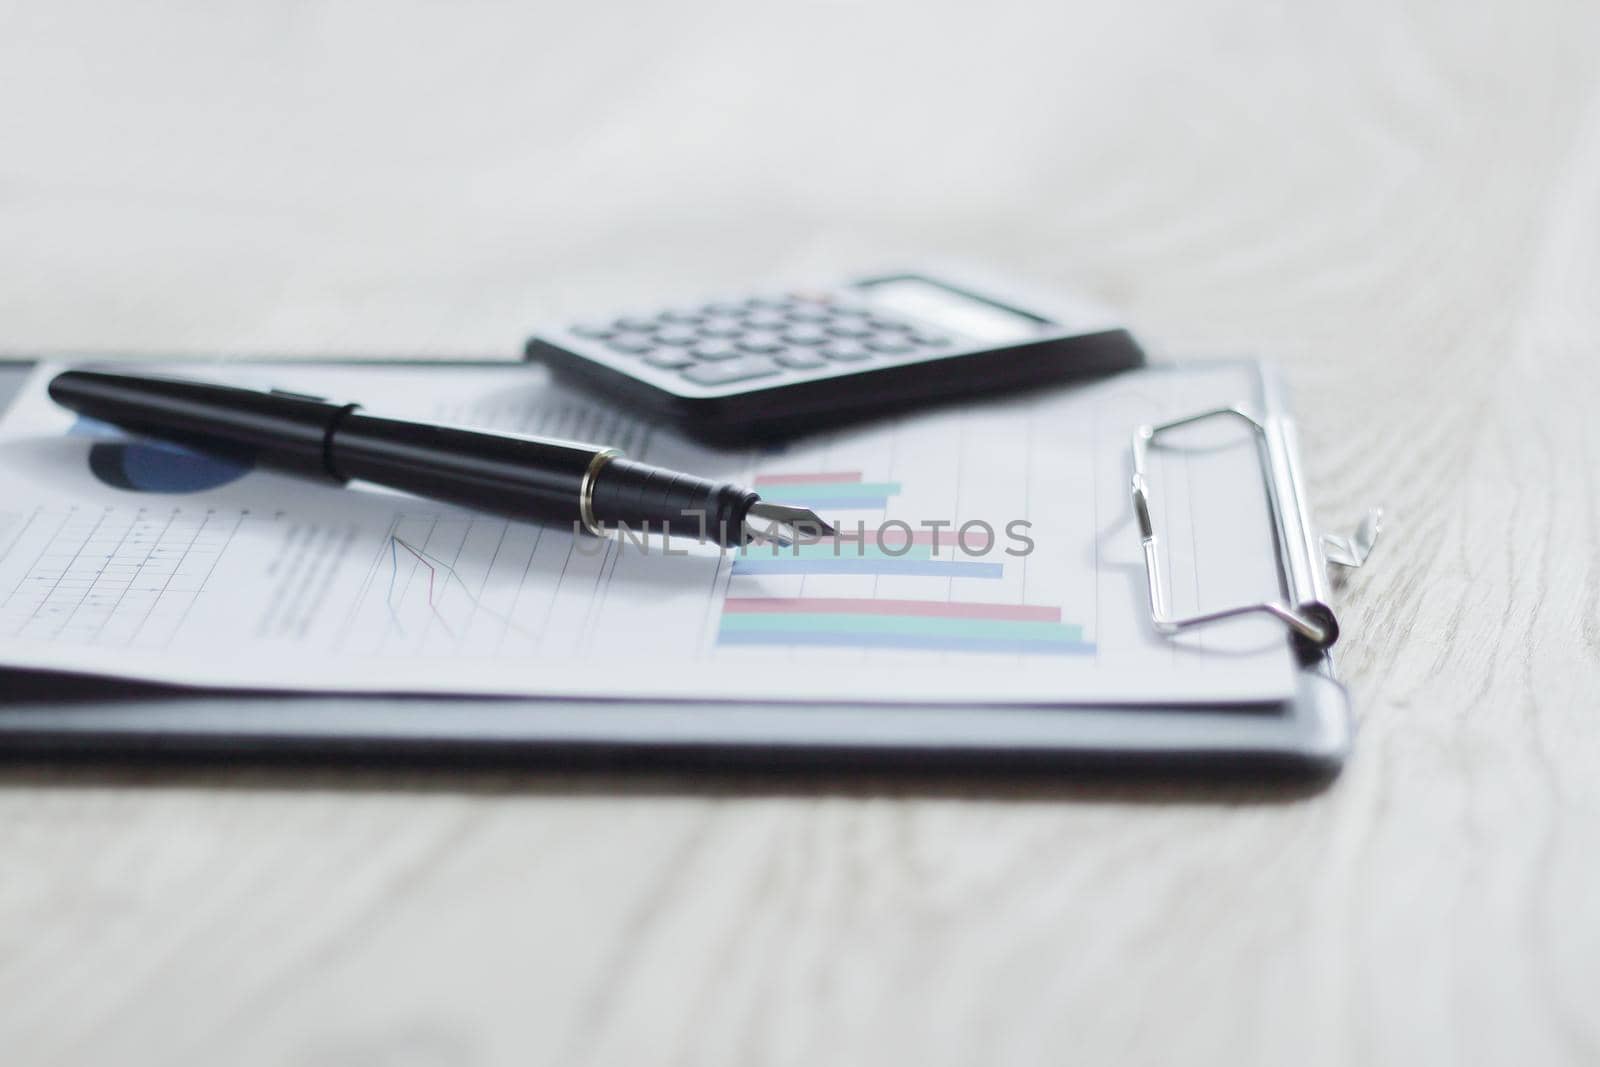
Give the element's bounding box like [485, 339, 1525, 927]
[525, 270, 1145, 440]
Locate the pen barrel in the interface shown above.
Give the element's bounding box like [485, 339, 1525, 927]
[48, 370, 759, 547]
[589, 458, 757, 547]
[329, 414, 603, 527]
[47, 370, 343, 479]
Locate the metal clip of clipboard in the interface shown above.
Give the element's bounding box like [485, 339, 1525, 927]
[1131, 405, 1382, 657]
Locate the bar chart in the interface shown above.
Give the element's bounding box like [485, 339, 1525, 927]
[736, 471, 1000, 579]
[745, 470, 901, 511]
[719, 596, 1091, 655]
[720, 470, 1093, 656]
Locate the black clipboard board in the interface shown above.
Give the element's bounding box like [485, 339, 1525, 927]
[0, 360, 1370, 778]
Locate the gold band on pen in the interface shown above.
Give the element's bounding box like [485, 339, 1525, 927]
[579, 448, 621, 536]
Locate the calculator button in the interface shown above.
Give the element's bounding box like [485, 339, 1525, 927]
[656, 325, 700, 346]
[681, 357, 782, 386]
[699, 318, 744, 338]
[690, 340, 741, 361]
[643, 349, 696, 369]
[570, 323, 616, 339]
[775, 349, 829, 370]
[738, 333, 785, 354]
[821, 341, 872, 362]
[782, 325, 829, 345]
[742, 310, 789, 330]
[909, 332, 950, 347]
[867, 337, 916, 355]
[701, 302, 746, 317]
[786, 306, 832, 324]
[607, 333, 656, 355]
[658, 309, 704, 325]
[827, 321, 874, 339]
[868, 318, 912, 332]
[614, 316, 659, 333]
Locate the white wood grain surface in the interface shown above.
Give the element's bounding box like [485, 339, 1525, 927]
[2, 1, 1598, 1064]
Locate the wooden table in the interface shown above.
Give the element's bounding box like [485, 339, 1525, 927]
[2, 2, 1597, 1063]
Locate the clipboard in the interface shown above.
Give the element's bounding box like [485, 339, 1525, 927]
[0, 358, 1376, 778]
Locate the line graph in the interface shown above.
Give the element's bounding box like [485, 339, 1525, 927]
[379, 532, 534, 641]
[395, 538, 438, 610]
[341, 513, 577, 657]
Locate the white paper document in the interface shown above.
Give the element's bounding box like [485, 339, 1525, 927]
[0, 362, 1298, 704]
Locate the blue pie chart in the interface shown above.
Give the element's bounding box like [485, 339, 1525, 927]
[72, 417, 254, 494]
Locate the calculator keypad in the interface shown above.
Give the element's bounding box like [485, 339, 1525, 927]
[573, 294, 953, 391]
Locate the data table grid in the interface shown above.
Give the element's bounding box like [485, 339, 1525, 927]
[0, 506, 243, 649]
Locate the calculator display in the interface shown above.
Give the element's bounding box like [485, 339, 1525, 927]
[854, 277, 1046, 345]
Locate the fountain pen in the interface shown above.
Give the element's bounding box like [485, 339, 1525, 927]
[48, 369, 833, 548]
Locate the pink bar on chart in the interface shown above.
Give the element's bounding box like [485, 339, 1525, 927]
[752, 471, 863, 486]
[722, 597, 1062, 622]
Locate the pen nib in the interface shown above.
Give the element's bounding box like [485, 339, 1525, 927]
[742, 500, 834, 548]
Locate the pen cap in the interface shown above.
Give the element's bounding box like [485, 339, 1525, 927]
[47, 370, 347, 480]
